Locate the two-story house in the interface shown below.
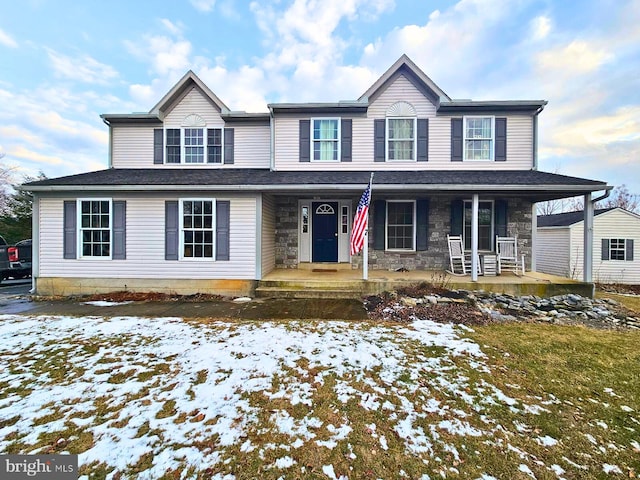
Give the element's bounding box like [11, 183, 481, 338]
[25, 55, 609, 296]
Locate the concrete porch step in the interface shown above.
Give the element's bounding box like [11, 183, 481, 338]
[255, 286, 363, 299]
[297, 262, 354, 271]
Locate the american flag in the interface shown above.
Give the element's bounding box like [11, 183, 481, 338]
[350, 181, 371, 256]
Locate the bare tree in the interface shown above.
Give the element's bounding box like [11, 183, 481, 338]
[598, 184, 640, 213]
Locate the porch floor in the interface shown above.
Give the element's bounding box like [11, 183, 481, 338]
[257, 268, 594, 299]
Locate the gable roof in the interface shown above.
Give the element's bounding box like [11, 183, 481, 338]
[149, 70, 230, 117]
[359, 54, 451, 104]
[537, 207, 623, 227]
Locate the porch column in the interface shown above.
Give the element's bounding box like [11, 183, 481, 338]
[471, 193, 479, 282]
[583, 193, 594, 282]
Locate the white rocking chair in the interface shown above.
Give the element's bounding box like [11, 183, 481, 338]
[496, 235, 525, 275]
[447, 235, 482, 276]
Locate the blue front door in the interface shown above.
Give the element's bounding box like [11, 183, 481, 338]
[312, 202, 338, 262]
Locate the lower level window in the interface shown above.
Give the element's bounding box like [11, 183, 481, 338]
[464, 200, 494, 251]
[610, 239, 626, 260]
[80, 200, 111, 257]
[181, 199, 215, 258]
[387, 201, 415, 250]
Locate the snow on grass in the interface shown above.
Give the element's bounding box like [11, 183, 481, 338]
[0, 313, 636, 478]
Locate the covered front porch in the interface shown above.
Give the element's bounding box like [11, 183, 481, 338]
[257, 267, 594, 299]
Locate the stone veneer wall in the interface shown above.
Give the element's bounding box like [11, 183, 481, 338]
[275, 197, 299, 268]
[275, 195, 533, 271]
[350, 196, 533, 271]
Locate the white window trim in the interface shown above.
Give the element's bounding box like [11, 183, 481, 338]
[609, 238, 627, 261]
[463, 199, 495, 251]
[178, 198, 217, 261]
[385, 200, 416, 252]
[463, 116, 495, 161]
[164, 127, 225, 165]
[77, 198, 113, 260]
[386, 117, 417, 162]
[310, 118, 341, 162]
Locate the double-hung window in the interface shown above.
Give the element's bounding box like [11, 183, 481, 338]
[180, 199, 215, 259]
[165, 127, 223, 164]
[386, 201, 415, 251]
[312, 119, 339, 161]
[464, 117, 494, 161]
[387, 118, 415, 161]
[79, 199, 111, 258]
[463, 200, 494, 251]
[610, 239, 627, 260]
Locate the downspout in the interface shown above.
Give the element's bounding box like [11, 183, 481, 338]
[532, 105, 544, 170]
[30, 193, 39, 295]
[102, 118, 113, 169]
[583, 187, 613, 292]
[269, 107, 275, 171]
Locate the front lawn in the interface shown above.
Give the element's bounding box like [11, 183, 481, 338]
[0, 314, 638, 479]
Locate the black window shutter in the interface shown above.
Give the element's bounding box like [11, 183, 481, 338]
[626, 239, 634, 261]
[417, 119, 429, 162]
[373, 199, 386, 250]
[341, 119, 352, 162]
[374, 119, 386, 162]
[451, 118, 463, 162]
[299, 120, 310, 162]
[223, 128, 234, 164]
[416, 198, 429, 251]
[216, 201, 230, 261]
[495, 118, 507, 161]
[112, 201, 126, 260]
[495, 199, 508, 237]
[165, 201, 179, 261]
[63, 200, 77, 259]
[601, 239, 610, 260]
[154, 129, 163, 164]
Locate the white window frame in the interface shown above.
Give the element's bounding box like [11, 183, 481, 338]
[77, 198, 112, 260]
[463, 199, 495, 251]
[386, 117, 417, 162]
[310, 118, 341, 162]
[385, 200, 416, 252]
[463, 116, 495, 161]
[164, 127, 224, 165]
[179, 198, 217, 261]
[609, 239, 627, 261]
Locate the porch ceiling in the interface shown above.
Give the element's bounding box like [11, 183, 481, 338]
[23, 169, 609, 202]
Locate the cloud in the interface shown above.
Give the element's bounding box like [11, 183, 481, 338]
[47, 49, 119, 84]
[160, 19, 183, 36]
[536, 41, 613, 76]
[190, 0, 215, 12]
[125, 35, 192, 78]
[0, 28, 18, 48]
[530, 15, 551, 41]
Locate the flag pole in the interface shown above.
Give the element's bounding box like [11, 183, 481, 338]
[363, 172, 374, 280]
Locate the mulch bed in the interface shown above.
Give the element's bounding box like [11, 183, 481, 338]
[82, 291, 224, 303]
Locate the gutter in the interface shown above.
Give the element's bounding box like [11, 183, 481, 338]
[532, 104, 545, 170]
[24, 183, 608, 193]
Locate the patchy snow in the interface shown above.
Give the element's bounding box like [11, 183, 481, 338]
[0, 313, 634, 479]
[602, 464, 622, 474]
[620, 405, 633, 412]
[536, 435, 559, 447]
[81, 300, 132, 307]
[549, 464, 565, 476]
[518, 463, 536, 478]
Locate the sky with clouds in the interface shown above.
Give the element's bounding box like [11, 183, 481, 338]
[0, 0, 638, 196]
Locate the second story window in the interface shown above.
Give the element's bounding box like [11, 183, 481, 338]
[464, 117, 494, 161]
[166, 129, 181, 164]
[312, 119, 339, 161]
[184, 128, 204, 163]
[387, 118, 415, 160]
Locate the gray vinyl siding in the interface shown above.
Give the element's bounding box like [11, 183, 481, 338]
[261, 194, 276, 276]
[273, 74, 534, 170]
[111, 87, 270, 169]
[568, 210, 640, 284]
[38, 194, 258, 280]
[535, 228, 571, 277]
[164, 87, 224, 127]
